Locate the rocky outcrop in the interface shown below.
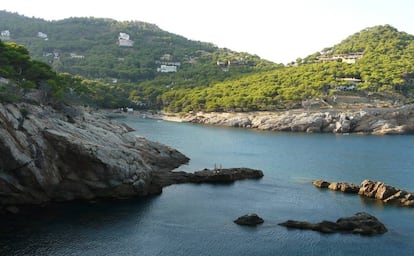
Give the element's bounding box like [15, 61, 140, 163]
[312, 180, 360, 193]
[0, 102, 189, 210]
[329, 182, 360, 193]
[155, 104, 414, 134]
[234, 213, 264, 226]
[151, 168, 264, 187]
[312, 180, 330, 189]
[359, 180, 414, 207]
[279, 212, 387, 235]
[313, 179, 414, 207]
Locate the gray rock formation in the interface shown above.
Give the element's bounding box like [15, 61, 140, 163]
[279, 212, 387, 235]
[234, 213, 264, 226]
[0, 102, 189, 210]
[163, 104, 414, 134]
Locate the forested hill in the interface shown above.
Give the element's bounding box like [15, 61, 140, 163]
[2, 10, 414, 112]
[0, 11, 274, 83]
[0, 38, 132, 107]
[161, 25, 414, 112]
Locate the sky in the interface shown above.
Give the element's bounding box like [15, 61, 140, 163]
[2, 0, 414, 63]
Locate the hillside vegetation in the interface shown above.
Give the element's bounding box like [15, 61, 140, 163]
[0, 39, 135, 108]
[0, 11, 275, 108]
[1, 10, 414, 112]
[161, 25, 414, 112]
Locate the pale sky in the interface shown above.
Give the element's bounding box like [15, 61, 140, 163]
[2, 0, 414, 63]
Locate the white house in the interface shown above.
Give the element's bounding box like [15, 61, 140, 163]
[317, 52, 363, 64]
[119, 33, 130, 40]
[118, 32, 134, 47]
[37, 32, 48, 40]
[157, 65, 177, 73]
[341, 55, 359, 64]
[70, 53, 85, 59]
[0, 30, 10, 39]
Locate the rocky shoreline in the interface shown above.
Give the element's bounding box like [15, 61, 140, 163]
[0, 101, 265, 214]
[0, 101, 188, 213]
[126, 104, 414, 135]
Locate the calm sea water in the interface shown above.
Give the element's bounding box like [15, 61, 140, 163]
[1, 117, 413, 256]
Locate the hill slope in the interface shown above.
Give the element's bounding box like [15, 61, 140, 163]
[161, 25, 414, 112]
[2, 11, 413, 112]
[0, 11, 276, 108]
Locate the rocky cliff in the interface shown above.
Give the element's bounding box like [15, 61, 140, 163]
[0, 102, 189, 211]
[159, 104, 414, 135]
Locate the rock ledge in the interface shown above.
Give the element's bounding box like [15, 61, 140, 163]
[151, 167, 264, 188]
[234, 213, 264, 226]
[313, 179, 414, 207]
[279, 212, 387, 235]
[0, 102, 189, 211]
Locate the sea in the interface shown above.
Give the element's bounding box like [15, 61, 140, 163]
[1, 117, 413, 256]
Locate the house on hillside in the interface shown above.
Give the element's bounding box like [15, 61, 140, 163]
[53, 51, 60, 60]
[217, 61, 229, 71]
[0, 30, 10, 40]
[37, 32, 48, 40]
[156, 54, 181, 72]
[156, 54, 181, 66]
[334, 78, 363, 91]
[70, 53, 85, 59]
[317, 52, 363, 64]
[118, 32, 134, 47]
[157, 65, 177, 73]
[341, 54, 363, 64]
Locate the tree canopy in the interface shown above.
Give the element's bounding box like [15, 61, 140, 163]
[2, 10, 414, 112]
[0, 11, 276, 108]
[160, 25, 414, 112]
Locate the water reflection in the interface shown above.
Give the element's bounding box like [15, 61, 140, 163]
[0, 196, 159, 255]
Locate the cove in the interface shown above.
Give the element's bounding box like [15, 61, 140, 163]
[0, 117, 413, 255]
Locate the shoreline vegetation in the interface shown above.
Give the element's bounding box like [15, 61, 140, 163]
[104, 104, 414, 135]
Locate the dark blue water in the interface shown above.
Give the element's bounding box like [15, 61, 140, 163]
[1, 118, 413, 255]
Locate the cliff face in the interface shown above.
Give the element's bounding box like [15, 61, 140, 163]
[170, 105, 414, 135]
[0, 102, 189, 209]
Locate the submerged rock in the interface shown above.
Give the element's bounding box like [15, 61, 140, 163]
[279, 212, 387, 235]
[234, 213, 264, 226]
[0, 102, 189, 210]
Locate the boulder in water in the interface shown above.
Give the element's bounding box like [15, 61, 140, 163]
[279, 212, 387, 235]
[234, 213, 264, 226]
